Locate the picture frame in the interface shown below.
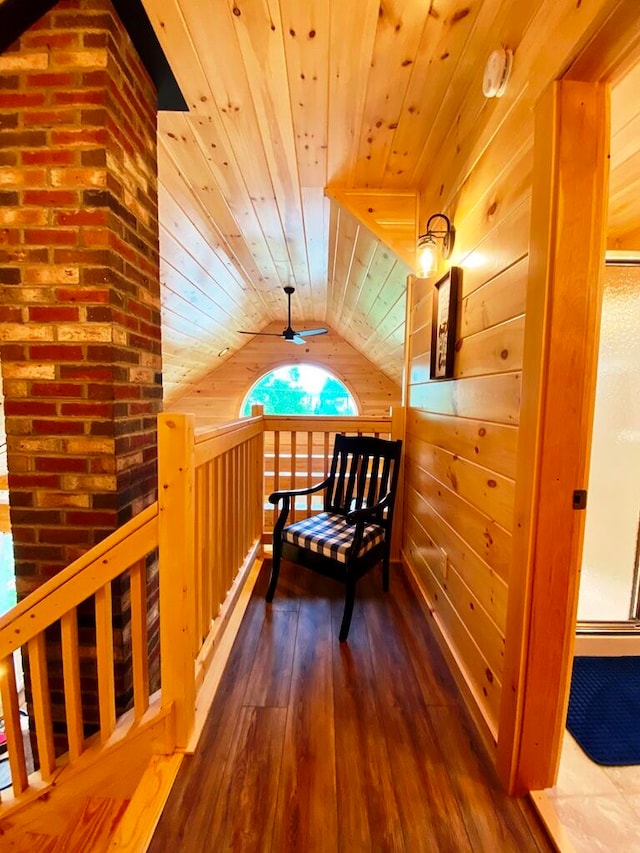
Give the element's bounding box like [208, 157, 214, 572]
[430, 266, 461, 380]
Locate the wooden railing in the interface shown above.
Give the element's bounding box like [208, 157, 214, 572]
[0, 412, 264, 813]
[0, 410, 397, 816]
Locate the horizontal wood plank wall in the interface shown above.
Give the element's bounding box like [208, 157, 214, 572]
[169, 324, 401, 428]
[403, 0, 624, 783]
[404, 127, 530, 740]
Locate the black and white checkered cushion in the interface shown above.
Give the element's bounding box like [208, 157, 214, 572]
[282, 512, 384, 564]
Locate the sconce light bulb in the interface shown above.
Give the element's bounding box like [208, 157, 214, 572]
[417, 235, 438, 277]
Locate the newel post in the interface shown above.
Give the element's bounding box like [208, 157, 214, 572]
[251, 405, 265, 546]
[158, 413, 196, 749]
[390, 406, 406, 561]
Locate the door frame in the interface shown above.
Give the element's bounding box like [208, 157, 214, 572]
[497, 0, 640, 793]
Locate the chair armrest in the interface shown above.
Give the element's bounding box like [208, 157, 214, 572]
[345, 492, 393, 524]
[268, 478, 330, 505]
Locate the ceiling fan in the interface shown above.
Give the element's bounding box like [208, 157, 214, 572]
[238, 285, 328, 345]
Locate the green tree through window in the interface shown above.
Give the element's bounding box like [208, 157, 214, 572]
[241, 365, 358, 416]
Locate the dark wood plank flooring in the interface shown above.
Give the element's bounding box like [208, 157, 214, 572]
[149, 561, 552, 852]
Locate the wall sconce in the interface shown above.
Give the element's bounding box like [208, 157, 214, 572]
[416, 213, 455, 277]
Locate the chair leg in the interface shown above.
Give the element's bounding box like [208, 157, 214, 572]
[339, 580, 357, 642]
[266, 542, 281, 603]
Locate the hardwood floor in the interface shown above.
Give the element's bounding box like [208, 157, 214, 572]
[149, 561, 552, 852]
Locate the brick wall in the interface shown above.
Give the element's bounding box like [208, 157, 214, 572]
[0, 0, 161, 738]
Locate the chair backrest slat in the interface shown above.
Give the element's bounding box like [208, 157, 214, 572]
[354, 453, 369, 510]
[367, 454, 381, 507]
[324, 434, 401, 520]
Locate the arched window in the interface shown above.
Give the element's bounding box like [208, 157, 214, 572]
[241, 364, 358, 417]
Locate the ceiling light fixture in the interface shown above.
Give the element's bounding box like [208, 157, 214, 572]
[416, 213, 455, 277]
[218, 347, 230, 357]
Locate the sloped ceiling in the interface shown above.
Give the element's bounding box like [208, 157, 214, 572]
[143, 0, 470, 402]
[141, 0, 640, 404]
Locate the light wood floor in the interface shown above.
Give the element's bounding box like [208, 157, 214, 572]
[149, 561, 553, 852]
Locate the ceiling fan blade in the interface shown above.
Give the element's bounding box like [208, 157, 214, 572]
[296, 328, 328, 338]
[292, 335, 306, 345]
[237, 330, 284, 337]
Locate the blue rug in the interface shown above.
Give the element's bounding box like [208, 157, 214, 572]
[567, 656, 640, 766]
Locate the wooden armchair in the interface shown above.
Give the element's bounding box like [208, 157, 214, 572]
[266, 433, 402, 641]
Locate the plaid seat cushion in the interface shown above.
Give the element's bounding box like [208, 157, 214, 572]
[282, 512, 384, 564]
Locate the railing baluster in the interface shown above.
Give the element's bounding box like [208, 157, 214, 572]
[61, 609, 84, 761]
[306, 431, 313, 515]
[198, 462, 213, 639]
[130, 558, 149, 721]
[195, 466, 205, 649]
[273, 430, 280, 529]
[213, 455, 222, 615]
[290, 431, 297, 523]
[28, 633, 56, 781]
[0, 653, 28, 796]
[95, 582, 116, 743]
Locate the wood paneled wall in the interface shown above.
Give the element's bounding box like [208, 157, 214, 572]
[401, 0, 624, 746]
[169, 323, 401, 428]
[404, 163, 529, 741]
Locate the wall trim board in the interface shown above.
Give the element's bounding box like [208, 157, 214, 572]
[497, 80, 610, 794]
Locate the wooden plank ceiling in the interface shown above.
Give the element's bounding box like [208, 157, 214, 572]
[140, 0, 640, 403]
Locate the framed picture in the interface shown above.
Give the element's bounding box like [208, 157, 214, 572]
[430, 266, 461, 380]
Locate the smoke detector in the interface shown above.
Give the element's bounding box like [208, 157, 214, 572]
[482, 47, 513, 98]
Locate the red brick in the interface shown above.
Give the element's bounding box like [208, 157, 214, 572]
[25, 72, 75, 88]
[51, 128, 108, 146]
[52, 89, 107, 107]
[30, 382, 85, 398]
[82, 228, 109, 247]
[60, 401, 113, 417]
[22, 32, 81, 50]
[10, 474, 62, 489]
[0, 92, 46, 109]
[25, 229, 77, 246]
[59, 365, 113, 382]
[4, 400, 57, 417]
[29, 306, 80, 322]
[39, 528, 91, 545]
[53, 248, 110, 265]
[0, 130, 49, 149]
[0, 74, 19, 90]
[23, 109, 77, 127]
[22, 149, 76, 166]
[55, 209, 108, 226]
[66, 510, 116, 527]
[35, 457, 87, 473]
[0, 267, 21, 284]
[33, 419, 85, 435]
[29, 344, 83, 361]
[0, 344, 27, 360]
[0, 306, 22, 321]
[114, 385, 140, 400]
[86, 383, 113, 400]
[54, 286, 110, 303]
[23, 190, 78, 206]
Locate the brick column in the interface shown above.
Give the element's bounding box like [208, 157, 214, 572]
[0, 0, 161, 740]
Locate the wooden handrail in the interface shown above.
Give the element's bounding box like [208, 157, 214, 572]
[0, 502, 159, 655]
[263, 415, 392, 433]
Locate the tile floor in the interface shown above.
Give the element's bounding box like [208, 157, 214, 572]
[539, 732, 640, 852]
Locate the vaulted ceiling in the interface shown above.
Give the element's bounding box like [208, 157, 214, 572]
[141, 0, 640, 403]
